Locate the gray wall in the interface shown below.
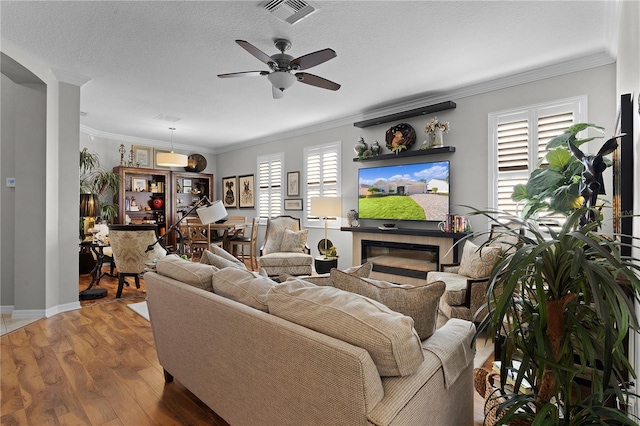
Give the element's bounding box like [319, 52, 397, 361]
[214, 64, 616, 268]
[1, 73, 47, 311]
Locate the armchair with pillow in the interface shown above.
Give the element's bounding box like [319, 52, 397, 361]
[259, 215, 313, 278]
[427, 224, 522, 322]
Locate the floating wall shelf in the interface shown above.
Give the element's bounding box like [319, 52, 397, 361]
[353, 146, 455, 162]
[353, 101, 457, 128]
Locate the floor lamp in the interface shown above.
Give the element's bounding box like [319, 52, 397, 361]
[145, 197, 228, 254]
[310, 196, 342, 258]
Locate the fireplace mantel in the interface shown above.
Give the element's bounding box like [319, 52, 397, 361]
[341, 227, 470, 285]
[340, 227, 468, 239]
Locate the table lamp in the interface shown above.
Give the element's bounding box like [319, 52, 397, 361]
[79, 193, 99, 240]
[310, 196, 342, 257]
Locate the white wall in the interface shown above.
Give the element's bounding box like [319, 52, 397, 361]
[215, 64, 616, 268]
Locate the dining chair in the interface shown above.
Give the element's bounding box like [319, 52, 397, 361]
[186, 222, 222, 260]
[108, 224, 167, 298]
[229, 217, 259, 270]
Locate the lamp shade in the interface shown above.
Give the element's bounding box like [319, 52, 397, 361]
[156, 151, 188, 167]
[80, 193, 99, 217]
[196, 200, 228, 224]
[310, 196, 342, 217]
[267, 71, 296, 90]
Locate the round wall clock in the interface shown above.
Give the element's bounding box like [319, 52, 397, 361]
[185, 154, 207, 172]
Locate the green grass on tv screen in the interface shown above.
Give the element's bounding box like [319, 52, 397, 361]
[359, 196, 426, 220]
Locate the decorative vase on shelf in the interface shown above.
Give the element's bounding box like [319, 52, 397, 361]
[420, 132, 434, 150]
[432, 128, 444, 148]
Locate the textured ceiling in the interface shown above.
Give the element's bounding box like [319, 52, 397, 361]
[1, 1, 616, 153]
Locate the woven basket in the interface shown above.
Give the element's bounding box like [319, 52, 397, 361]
[474, 368, 532, 426]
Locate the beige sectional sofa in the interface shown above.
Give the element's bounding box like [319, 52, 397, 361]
[145, 254, 476, 426]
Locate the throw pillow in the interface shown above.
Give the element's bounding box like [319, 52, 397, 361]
[211, 267, 276, 312]
[343, 262, 373, 278]
[156, 254, 219, 291]
[280, 229, 308, 253]
[457, 241, 502, 279]
[267, 280, 424, 377]
[200, 249, 247, 271]
[330, 269, 445, 340]
[200, 247, 247, 270]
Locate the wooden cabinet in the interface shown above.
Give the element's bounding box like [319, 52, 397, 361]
[171, 172, 213, 222]
[113, 167, 171, 235]
[112, 167, 214, 249]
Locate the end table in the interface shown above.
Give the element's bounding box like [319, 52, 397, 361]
[314, 256, 338, 274]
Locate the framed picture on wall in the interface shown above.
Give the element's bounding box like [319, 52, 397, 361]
[287, 171, 300, 196]
[284, 199, 303, 211]
[222, 176, 238, 208]
[238, 174, 255, 209]
[132, 145, 152, 168]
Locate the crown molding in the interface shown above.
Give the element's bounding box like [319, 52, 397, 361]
[79, 125, 217, 154]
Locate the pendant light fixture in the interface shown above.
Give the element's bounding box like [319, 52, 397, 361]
[156, 127, 188, 167]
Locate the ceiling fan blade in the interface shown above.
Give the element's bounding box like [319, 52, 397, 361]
[272, 85, 285, 99]
[236, 40, 275, 66]
[290, 48, 336, 70]
[217, 71, 269, 78]
[295, 72, 341, 91]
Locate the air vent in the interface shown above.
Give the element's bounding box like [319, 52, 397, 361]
[154, 114, 181, 123]
[263, 0, 318, 25]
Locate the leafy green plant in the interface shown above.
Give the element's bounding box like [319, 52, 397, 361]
[80, 148, 120, 221]
[472, 207, 640, 425]
[512, 123, 610, 220]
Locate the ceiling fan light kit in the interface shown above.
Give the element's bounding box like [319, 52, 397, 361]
[218, 38, 340, 99]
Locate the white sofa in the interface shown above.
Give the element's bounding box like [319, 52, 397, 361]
[145, 263, 476, 426]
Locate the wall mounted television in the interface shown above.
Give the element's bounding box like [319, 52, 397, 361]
[358, 161, 450, 222]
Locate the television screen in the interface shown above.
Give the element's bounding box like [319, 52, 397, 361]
[358, 161, 450, 222]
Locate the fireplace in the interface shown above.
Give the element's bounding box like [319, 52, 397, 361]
[361, 240, 439, 279]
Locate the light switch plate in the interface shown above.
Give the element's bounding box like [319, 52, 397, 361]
[6, 178, 15, 187]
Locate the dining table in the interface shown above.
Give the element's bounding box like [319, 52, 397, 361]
[209, 222, 248, 252]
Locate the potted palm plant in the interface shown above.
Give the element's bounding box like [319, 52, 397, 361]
[80, 147, 120, 221]
[471, 208, 640, 425]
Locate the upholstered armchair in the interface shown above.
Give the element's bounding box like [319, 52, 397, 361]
[426, 224, 522, 322]
[259, 215, 312, 278]
[109, 224, 167, 298]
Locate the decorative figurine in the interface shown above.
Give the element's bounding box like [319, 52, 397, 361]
[119, 144, 126, 166]
[128, 147, 135, 167]
[347, 209, 359, 227]
[568, 136, 620, 226]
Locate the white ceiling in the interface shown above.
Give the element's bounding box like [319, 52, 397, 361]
[1, 1, 617, 153]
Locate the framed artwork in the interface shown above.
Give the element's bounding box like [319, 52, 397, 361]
[238, 174, 255, 209]
[132, 178, 147, 192]
[222, 176, 238, 208]
[132, 145, 152, 168]
[153, 148, 171, 169]
[284, 198, 303, 211]
[287, 171, 300, 196]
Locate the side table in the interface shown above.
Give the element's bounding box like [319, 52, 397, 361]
[79, 240, 109, 300]
[314, 256, 338, 274]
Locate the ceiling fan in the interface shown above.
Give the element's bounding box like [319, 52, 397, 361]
[217, 39, 340, 99]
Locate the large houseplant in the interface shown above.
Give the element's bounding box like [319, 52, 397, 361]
[80, 148, 120, 221]
[512, 123, 609, 220]
[473, 207, 640, 425]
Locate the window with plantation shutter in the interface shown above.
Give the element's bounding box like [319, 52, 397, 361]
[257, 153, 283, 224]
[489, 96, 587, 221]
[303, 141, 342, 228]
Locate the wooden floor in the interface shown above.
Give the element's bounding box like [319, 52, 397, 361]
[1, 269, 490, 425]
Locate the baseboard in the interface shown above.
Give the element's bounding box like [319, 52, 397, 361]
[0, 305, 14, 315]
[46, 301, 82, 317]
[10, 308, 46, 319]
